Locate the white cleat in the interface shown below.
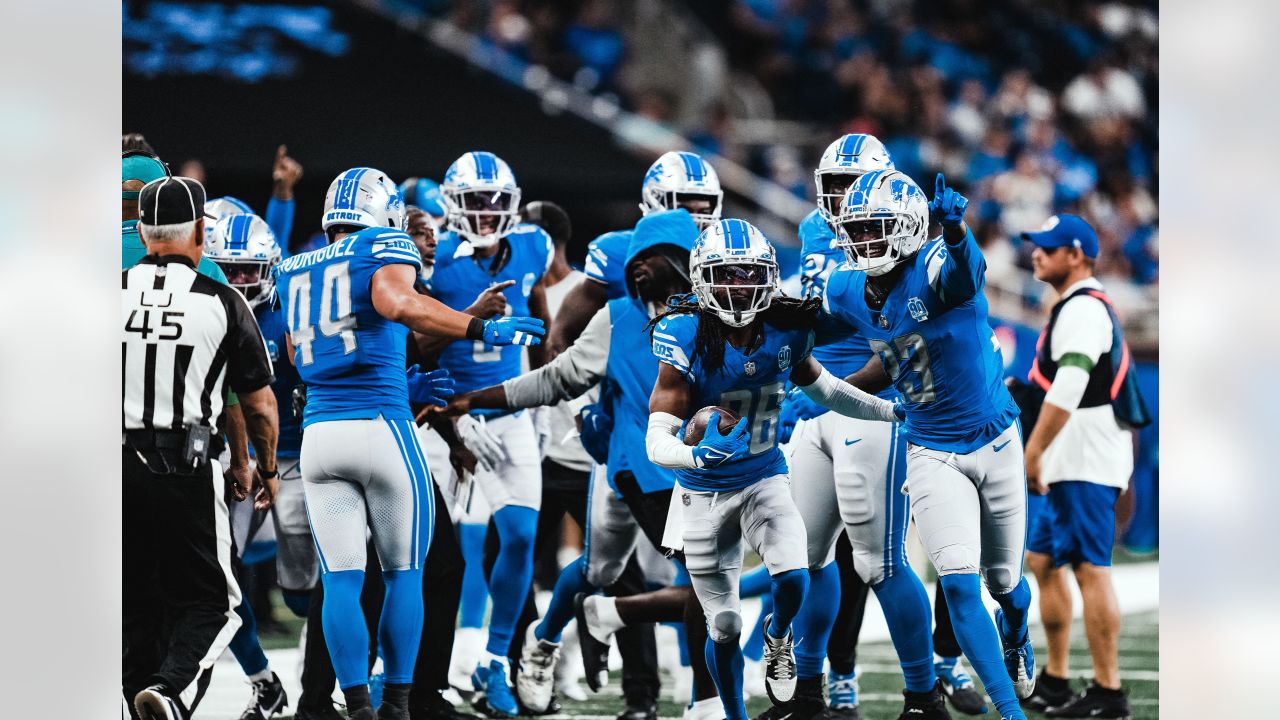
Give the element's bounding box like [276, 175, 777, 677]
[683, 696, 728, 720]
[516, 623, 561, 712]
[761, 613, 797, 703]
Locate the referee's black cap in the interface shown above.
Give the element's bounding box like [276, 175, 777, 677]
[138, 176, 216, 226]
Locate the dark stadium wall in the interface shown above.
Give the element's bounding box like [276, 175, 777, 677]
[123, 1, 649, 260]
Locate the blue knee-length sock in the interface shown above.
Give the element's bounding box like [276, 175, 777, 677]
[790, 563, 838, 678]
[228, 596, 270, 676]
[938, 573, 1022, 719]
[486, 506, 539, 656]
[321, 569, 371, 688]
[458, 522, 490, 628]
[379, 568, 425, 684]
[743, 594, 772, 662]
[704, 636, 747, 720]
[536, 555, 593, 643]
[992, 576, 1032, 643]
[871, 565, 935, 693]
[739, 564, 772, 598]
[767, 568, 809, 639]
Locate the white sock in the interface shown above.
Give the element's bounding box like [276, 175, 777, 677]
[249, 667, 274, 683]
[589, 596, 625, 637]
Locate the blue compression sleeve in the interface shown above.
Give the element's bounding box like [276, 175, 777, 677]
[536, 555, 592, 643]
[705, 636, 747, 720]
[228, 597, 269, 676]
[379, 568, 425, 684]
[767, 568, 809, 639]
[266, 197, 295, 259]
[322, 569, 371, 688]
[739, 565, 772, 598]
[486, 506, 539, 656]
[791, 562, 839, 678]
[992, 576, 1032, 643]
[872, 567, 935, 692]
[458, 522, 490, 628]
[938, 573, 1020, 718]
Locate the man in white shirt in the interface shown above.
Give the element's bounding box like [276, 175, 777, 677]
[1019, 215, 1140, 720]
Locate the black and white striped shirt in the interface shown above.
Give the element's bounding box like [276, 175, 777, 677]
[122, 255, 273, 433]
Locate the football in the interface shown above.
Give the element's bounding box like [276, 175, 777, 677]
[683, 405, 741, 446]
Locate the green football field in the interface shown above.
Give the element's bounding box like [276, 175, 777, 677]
[271, 609, 1157, 720]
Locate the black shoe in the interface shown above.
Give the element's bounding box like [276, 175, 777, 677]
[753, 676, 826, 720]
[134, 685, 185, 720]
[516, 693, 564, 716]
[617, 697, 658, 720]
[574, 593, 611, 692]
[411, 692, 483, 720]
[294, 702, 346, 720]
[1022, 671, 1073, 713]
[898, 681, 951, 720]
[1045, 682, 1130, 719]
[240, 672, 289, 719]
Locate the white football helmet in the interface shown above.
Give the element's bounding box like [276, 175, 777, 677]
[322, 167, 406, 233]
[441, 151, 521, 249]
[814, 134, 894, 220]
[205, 213, 282, 309]
[833, 169, 929, 276]
[203, 196, 255, 245]
[690, 218, 778, 327]
[640, 151, 723, 229]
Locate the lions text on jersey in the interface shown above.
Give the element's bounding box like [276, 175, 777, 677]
[652, 307, 814, 492]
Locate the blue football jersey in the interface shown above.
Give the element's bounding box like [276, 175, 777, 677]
[652, 309, 814, 492]
[583, 230, 631, 300]
[822, 229, 1019, 453]
[798, 209, 891, 400]
[274, 227, 422, 427]
[427, 225, 553, 394]
[255, 304, 303, 456]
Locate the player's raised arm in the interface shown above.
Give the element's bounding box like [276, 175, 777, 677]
[790, 355, 901, 423]
[371, 263, 544, 346]
[928, 172, 986, 306]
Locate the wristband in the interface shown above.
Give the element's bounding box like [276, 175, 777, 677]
[258, 466, 279, 480]
[466, 316, 485, 340]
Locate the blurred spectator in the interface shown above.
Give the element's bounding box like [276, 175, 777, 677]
[178, 158, 206, 185]
[122, 132, 156, 154]
[992, 150, 1054, 238]
[1063, 58, 1146, 121]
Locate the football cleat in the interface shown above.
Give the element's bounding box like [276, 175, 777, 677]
[754, 675, 825, 720]
[827, 669, 860, 720]
[239, 672, 289, 720]
[574, 593, 612, 691]
[617, 696, 658, 720]
[994, 609, 1036, 699]
[935, 656, 988, 715]
[897, 681, 952, 720]
[1044, 682, 1130, 719]
[761, 613, 798, 704]
[293, 701, 346, 720]
[516, 623, 561, 712]
[134, 686, 183, 720]
[471, 659, 519, 718]
[1021, 671, 1073, 713]
[683, 697, 728, 720]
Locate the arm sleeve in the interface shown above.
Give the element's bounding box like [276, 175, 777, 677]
[926, 229, 986, 306]
[266, 197, 295, 260]
[502, 306, 611, 408]
[221, 287, 275, 394]
[646, 411, 699, 469]
[1044, 364, 1090, 412]
[798, 367, 898, 422]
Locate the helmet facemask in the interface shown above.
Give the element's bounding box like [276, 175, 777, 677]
[215, 259, 276, 309]
[835, 212, 922, 276]
[643, 190, 723, 230]
[693, 258, 777, 327]
[815, 171, 860, 220]
[445, 186, 521, 249]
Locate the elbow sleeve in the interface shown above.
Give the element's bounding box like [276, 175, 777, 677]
[646, 412, 699, 469]
[799, 369, 899, 423]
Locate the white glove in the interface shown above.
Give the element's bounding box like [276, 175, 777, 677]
[456, 414, 507, 473]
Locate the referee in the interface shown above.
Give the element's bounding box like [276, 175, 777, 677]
[122, 176, 280, 720]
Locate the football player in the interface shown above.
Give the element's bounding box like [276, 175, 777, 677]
[275, 167, 544, 720]
[426, 151, 555, 718]
[822, 171, 1034, 720]
[545, 150, 723, 357]
[644, 219, 901, 720]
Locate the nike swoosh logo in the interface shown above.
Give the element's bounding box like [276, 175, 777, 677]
[993, 440, 1012, 452]
[844, 438, 861, 446]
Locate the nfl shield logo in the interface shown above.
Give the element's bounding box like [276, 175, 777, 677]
[744, 360, 757, 375]
[877, 314, 889, 329]
[908, 297, 929, 322]
[682, 493, 691, 506]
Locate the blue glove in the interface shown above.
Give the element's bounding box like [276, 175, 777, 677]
[482, 316, 545, 346]
[405, 365, 455, 406]
[692, 412, 750, 469]
[777, 397, 799, 445]
[929, 172, 969, 228]
[787, 385, 828, 422]
[578, 403, 613, 465]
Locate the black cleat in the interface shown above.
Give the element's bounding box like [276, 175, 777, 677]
[897, 681, 952, 720]
[753, 676, 826, 720]
[573, 593, 611, 692]
[935, 657, 987, 716]
[1021, 671, 1074, 713]
[1044, 681, 1130, 719]
[617, 696, 658, 720]
[410, 692, 483, 720]
[240, 672, 289, 720]
[293, 701, 346, 720]
[134, 685, 184, 720]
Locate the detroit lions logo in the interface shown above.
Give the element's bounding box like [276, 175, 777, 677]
[645, 163, 665, 186]
[777, 345, 791, 371]
[889, 178, 922, 204]
[908, 297, 929, 322]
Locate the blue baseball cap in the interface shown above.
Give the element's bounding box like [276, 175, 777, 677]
[1021, 214, 1098, 258]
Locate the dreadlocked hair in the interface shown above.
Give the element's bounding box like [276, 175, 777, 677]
[646, 294, 821, 375]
